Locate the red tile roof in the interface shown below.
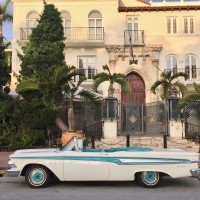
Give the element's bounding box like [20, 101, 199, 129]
[118, 5, 200, 12]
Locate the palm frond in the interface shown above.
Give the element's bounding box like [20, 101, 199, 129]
[2, 0, 11, 12]
[164, 71, 172, 80]
[53, 65, 69, 85]
[77, 76, 87, 87]
[62, 83, 70, 93]
[78, 89, 100, 107]
[4, 13, 12, 21]
[150, 80, 163, 94]
[93, 72, 109, 80]
[193, 83, 200, 94]
[173, 81, 187, 97]
[16, 79, 39, 93]
[102, 65, 111, 76]
[115, 78, 131, 94]
[112, 73, 126, 81]
[171, 72, 189, 81]
[178, 93, 200, 111]
[92, 77, 109, 92]
[54, 65, 83, 86]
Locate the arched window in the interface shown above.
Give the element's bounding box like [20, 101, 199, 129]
[60, 11, 71, 39]
[26, 11, 40, 28]
[26, 11, 40, 40]
[184, 55, 197, 79]
[88, 11, 102, 40]
[165, 55, 178, 74]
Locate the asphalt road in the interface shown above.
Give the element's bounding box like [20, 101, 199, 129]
[0, 176, 199, 200]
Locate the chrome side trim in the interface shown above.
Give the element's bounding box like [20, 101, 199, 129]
[190, 168, 200, 181]
[190, 160, 200, 163]
[5, 168, 20, 177]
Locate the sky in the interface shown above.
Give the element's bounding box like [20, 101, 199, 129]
[1, 0, 13, 40]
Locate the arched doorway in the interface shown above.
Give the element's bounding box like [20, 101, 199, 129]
[121, 72, 146, 104]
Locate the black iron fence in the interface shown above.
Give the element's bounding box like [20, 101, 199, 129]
[84, 121, 103, 140]
[185, 122, 200, 153]
[84, 121, 104, 148]
[124, 30, 144, 46]
[185, 123, 200, 143]
[119, 101, 166, 136]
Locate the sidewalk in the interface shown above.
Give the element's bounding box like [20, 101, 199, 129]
[0, 152, 13, 175]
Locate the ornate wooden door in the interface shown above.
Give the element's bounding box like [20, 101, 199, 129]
[121, 72, 145, 104]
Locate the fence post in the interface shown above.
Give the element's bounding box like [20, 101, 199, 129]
[126, 135, 130, 147]
[91, 136, 95, 149]
[163, 135, 167, 148]
[199, 133, 200, 154]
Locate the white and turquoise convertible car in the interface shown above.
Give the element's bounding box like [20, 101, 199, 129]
[6, 136, 200, 188]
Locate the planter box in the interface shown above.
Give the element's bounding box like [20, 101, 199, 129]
[61, 132, 84, 146]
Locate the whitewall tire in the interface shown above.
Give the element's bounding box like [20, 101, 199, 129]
[25, 165, 50, 188]
[137, 171, 161, 188]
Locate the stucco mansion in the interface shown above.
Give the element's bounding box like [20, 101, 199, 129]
[10, 0, 200, 137]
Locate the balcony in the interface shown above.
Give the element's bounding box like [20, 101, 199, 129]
[74, 68, 98, 82]
[20, 27, 104, 47]
[124, 30, 144, 46]
[164, 68, 200, 83]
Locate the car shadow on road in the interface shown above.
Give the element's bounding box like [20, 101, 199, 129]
[48, 177, 199, 189]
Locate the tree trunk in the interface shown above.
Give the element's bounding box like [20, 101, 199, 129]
[68, 107, 75, 132]
[108, 84, 114, 97]
[55, 117, 69, 132]
[47, 127, 51, 147]
[0, 15, 3, 37]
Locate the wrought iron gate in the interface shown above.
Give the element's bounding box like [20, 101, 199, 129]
[55, 99, 102, 135]
[119, 101, 166, 136]
[184, 102, 200, 141]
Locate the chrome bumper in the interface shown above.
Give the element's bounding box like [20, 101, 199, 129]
[190, 168, 200, 181]
[5, 168, 20, 177]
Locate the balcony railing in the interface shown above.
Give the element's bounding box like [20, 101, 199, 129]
[164, 68, 200, 82]
[20, 27, 104, 41]
[74, 68, 98, 82]
[64, 27, 104, 41]
[124, 30, 144, 46]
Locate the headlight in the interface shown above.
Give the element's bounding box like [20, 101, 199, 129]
[8, 160, 17, 169]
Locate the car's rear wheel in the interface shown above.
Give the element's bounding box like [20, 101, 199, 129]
[25, 165, 50, 188]
[137, 171, 161, 188]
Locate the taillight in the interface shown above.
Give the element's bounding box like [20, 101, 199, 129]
[199, 156, 200, 168]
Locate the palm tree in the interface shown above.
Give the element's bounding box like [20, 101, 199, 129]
[178, 83, 200, 111]
[17, 65, 78, 133]
[0, 0, 12, 37]
[151, 71, 189, 100]
[63, 76, 100, 132]
[17, 65, 100, 144]
[93, 65, 130, 97]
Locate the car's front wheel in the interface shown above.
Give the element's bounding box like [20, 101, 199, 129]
[137, 171, 161, 188]
[25, 165, 50, 188]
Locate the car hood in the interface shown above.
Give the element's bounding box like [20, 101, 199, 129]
[10, 148, 59, 158]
